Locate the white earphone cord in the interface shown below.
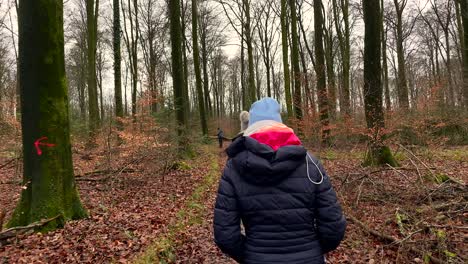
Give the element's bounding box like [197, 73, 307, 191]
[306, 153, 324, 185]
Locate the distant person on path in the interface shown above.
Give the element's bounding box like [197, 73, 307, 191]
[217, 128, 224, 148]
[213, 98, 346, 264]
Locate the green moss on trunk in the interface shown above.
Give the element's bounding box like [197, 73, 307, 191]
[363, 145, 399, 167]
[8, 0, 87, 231]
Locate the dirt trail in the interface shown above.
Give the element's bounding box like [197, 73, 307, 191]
[172, 148, 234, 264]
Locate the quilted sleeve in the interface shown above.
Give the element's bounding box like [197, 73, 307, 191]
[313, 160, 346, 254]
[213, 161, 245, 263]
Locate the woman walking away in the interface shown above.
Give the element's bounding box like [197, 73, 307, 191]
[213, 98, 346, 264]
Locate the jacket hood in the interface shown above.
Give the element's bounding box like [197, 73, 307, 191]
[226, 137, 307, 186]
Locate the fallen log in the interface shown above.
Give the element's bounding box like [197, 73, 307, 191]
[0, 215, 61, 243]
[75, 167, 136, 178]
[347, 214, 445, 264]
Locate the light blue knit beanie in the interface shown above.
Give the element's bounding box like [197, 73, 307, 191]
[248, 97, 283, 126]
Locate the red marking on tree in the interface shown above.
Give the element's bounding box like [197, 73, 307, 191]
[34, 137, 56, 155]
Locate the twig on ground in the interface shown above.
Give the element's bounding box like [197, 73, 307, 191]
[390, 228, 425, 246]
[347, 214, 446, 264]
[0, 158, 18, 171]
[355, 178, 366, 207]
[425, 224, 468, 230]
[386, 164, 410, 182]
[407, 157, 433, 204]
[75, 168, 136, 178]
[398, 144, 435, 175]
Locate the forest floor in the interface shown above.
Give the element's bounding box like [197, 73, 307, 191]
[0, 131, 467, 263]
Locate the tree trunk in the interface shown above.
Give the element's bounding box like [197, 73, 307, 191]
[243, 0, 257, 105]
[324, 25, 336, 119]
[381, 0, 391, 112]
[333, 0, 351, 116]
[181, 1, 190, 119]
[130, 0, 138, 121]
[201, 27, 212, 114]
[86, 0, 100, 134]
[113, 0, 124, 122]
[280, 0, 293, 116]
[290, 0, 303, 120]
[240, 23, 247, 110]
[192, 0, 208, 136]
[394, 0, 410, 109]
[169, 0, 188, 143]
[8, 0, 87, 229]
[363, 0, 398, 167]
[314, 0, 330, 142]
[460, 0, 468, 108]
[98, 51, 104, 122]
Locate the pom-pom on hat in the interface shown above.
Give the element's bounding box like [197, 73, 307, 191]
[240, 111, 250, 131]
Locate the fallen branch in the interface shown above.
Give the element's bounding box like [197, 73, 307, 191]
[76, 154, 148, 182]
[347, 214, 445, 264]
[0, 158, 19, 171]
[75, 168, 136, 179]
[0, 180, 21, 185]
[426, 224, 468, 230]
[76, 170, 136, 182]
[0, 215, 61, 242]
[0, 209, 5, 232]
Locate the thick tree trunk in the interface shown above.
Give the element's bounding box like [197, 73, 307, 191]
[363, 0, 398, 167]
[86, 0, 100, 134]
[113, 0, 124, 121]
[8, 0, 87, 229]
[192, 0, 208, 136]
[290, 0, 303, 120]
[280, 0, 293, 116]
[169, 0, 187, 142]
[314, 0, 330, 142]
[460, 0, 468, 108]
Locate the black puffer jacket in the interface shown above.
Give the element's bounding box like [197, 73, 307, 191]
[213, 137, 346, 264]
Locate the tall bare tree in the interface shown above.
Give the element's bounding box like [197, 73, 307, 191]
[86, 0, 100, 133]
[363, 0, 397, 166]
[192, 0, 208, 135]
[332, 0, 351, 115]
[280, 0, 293, 115]
[169, 0, 188, 142]
[460, 0, 468, 108]
[314, 0, 330, 142]
[113, 0, 124, 122]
